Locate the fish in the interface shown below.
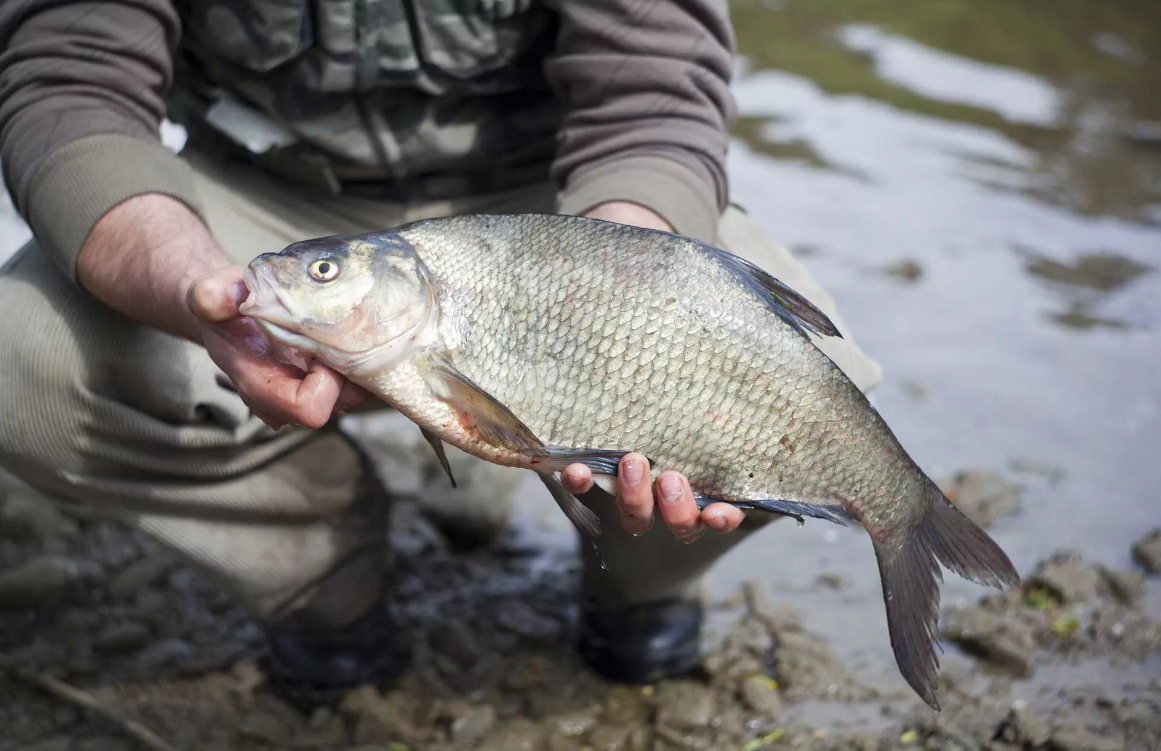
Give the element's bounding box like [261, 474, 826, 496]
[238, 212, 1020, 710]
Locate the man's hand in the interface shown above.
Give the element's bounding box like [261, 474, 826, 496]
[565, 202, 745, 541]
[76, 194, 367, 431]
[560, 454, 746, 542]
[187, 268, 371, 429]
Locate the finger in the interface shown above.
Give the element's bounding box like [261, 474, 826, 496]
[335, 380, 374, 414]
[701, 502, 746, 533]
[560, 463, 593, 495]
[655, 471, 705, 544]
[188, 268, 248, 324]
[616, 453, 654, 535]
[292, 362, 345, 428]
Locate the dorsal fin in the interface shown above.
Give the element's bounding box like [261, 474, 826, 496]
[707, 246, 843, 339]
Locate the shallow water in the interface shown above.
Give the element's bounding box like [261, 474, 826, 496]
[2, 0, 1159, 719]
[716, 0, 1161, 694]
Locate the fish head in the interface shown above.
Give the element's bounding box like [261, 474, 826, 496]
[239, 232, 436, 374]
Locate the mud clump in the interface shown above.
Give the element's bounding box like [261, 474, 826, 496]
[939, 470, 1022, 529]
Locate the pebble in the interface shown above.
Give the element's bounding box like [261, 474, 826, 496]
[553, 709, 598, 738]
[1097, 566, 1146, 605]
[1051, 726, 1124, 751]
[476, 718, 546, 751]
[1131, 528, 1161, 574]
[941, 606, 1035, 677]
[450, 705, 497, 745]
[1028, 553, 1101, 603]
[93, 620, 153, 655]
[653, 680, 716, 733]
[107, 553, 177, 601]
[587, 723, 634, 751]
[0, 487, 80, 543]
[739, 674, 783, 719]
[996, 708, 1051, 748]
[0, 555, 80, 609]
[237, 711, 291, 745]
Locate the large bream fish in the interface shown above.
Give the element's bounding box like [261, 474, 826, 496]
[239, 213, 1020, 710]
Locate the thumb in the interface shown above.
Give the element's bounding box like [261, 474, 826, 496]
[188, 268, 249, 324]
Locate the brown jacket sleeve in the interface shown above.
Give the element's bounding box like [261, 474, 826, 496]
[0, 0, 205, 283]
[543, 0, 737, 242]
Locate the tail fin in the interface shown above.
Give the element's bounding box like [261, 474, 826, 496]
[873, 483, 1020, 711]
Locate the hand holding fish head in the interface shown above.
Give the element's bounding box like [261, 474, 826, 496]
[240, 233, 437, 377]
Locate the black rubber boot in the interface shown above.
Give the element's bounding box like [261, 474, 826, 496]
[262, 599, 409, 712]
[576, 597, 704, 684]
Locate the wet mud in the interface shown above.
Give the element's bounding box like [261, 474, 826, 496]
[2, 468, 1160, 751]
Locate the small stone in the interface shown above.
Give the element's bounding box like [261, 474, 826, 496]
[0, 555, 80, 609]
[739, 675, 783, 718]
[1050, 726, 1124, 751]
[588, 724, 634, 751]
[1131, 528, 1161, 574]
[1097, 566, 1146, 604]
[883, 258, 924, 282]
[553, 709, 598, 737]
[941, 607, 1034, 677]
[93, 620, 152, 655]
[1027, 553, 1101, 603]
[108, 553, 177, 600]
[0, 487, 79, 542]
[477, 718, 546, 751]
[996, 709, 1051, 748]
[654, 680, 715, 733]
[238, 712, 291, 745]
[451, 705, 497, 745]
[74, 738, 132, 751]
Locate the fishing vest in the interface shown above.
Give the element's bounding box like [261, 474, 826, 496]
[168, 0, 564, 198]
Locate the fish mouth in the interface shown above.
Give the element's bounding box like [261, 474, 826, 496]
[239, 264, 298, 334]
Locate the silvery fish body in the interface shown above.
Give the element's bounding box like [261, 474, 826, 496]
[239, 213, 1020, 711]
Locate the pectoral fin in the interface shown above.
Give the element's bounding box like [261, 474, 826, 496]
[418, 350, 545, 455]
[420, 427, 456, 488]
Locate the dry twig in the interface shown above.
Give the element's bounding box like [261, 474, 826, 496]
[0, 655, 181, 751]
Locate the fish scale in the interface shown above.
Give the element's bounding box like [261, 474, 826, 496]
[240, 212, 1021, 712]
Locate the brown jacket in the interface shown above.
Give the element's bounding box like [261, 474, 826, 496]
[0, 0, 737, 284]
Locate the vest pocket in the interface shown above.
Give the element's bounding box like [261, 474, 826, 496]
[184, 0, 314, 73]
[406, 0, 550, 80]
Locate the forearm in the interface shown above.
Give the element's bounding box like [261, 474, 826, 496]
[543, 0, 737, 242]
[76, 194, 232, 343]
[0, 0, 204, 282]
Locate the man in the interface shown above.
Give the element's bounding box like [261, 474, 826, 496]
[0, 0, 881, 709]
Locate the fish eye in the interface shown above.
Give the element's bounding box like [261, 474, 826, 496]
[308, 258, 339, 282]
